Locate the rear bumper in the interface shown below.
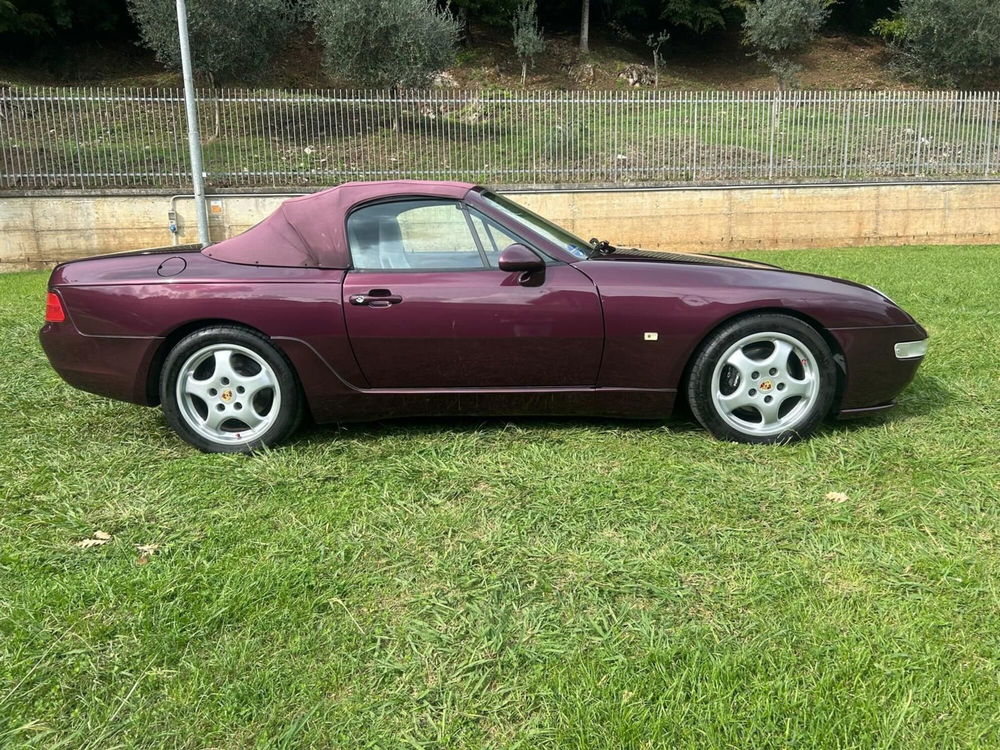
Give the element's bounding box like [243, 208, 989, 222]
[39, 319, 160, 406]
[830, 323, 927, 416]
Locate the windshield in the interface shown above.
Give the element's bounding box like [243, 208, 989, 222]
[477, 190, 593, 259]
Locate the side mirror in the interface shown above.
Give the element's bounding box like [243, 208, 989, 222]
[498, 243, 545, 273]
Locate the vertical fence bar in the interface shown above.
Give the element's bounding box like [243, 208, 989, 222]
[37, 86, 49, 188]
[111, 87, 124, 186]
[231, 88, 241, 186]
[940, 90, 951, 177]
[97, 87, 110, 187]
[110, 87, 121, 186]
[947, 90, 959, 177]
[887, 89, 898, 176]
[30, 86, 43, 189]
[955, 90, 968, 176]
[986, 91, 997, 177]
[3, 87, 17, 188]
[970, 91, 984, 176]
[161, 87, 175, 188]
[245, 88, 255, 186]
[841, 91, 852, 179]
[370, 87, 378, 182]
[691, 92, 699, 182]
[914, 91, 926, 177]
[36, 85, 47, 188]
[887, 89, 900, 176]
[655, 88, 664, 183]
[138, 86, 149, 187]
[239, 87, 249, 186]
[280, 87, 290, 185]
[70, 86, 85, 188]
[4, 88, 20, 187]
[231, 87, 242, 186]
[73, 87, 90, 189]
[157, 89, 171, 186]
[767, 90, 777, 180]
[87, 86, 99, 188]
[40, 85, 51, 188]
[0, 88, 13, 188]
[113, 86, 125, 186]
[94, 86, 108, 188]
[878, 90, 890, 177]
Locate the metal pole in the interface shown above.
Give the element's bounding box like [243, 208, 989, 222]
[176, 0, 210, 246]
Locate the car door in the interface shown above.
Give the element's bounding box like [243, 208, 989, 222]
[341, 198, 604, 389]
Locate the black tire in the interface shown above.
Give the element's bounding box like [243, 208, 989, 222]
[686, 313, 837, 444]
[160, 325, 303, 453]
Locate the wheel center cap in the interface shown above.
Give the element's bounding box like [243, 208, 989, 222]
[760, 380, 773, 392]
[220, 388, 234, 402]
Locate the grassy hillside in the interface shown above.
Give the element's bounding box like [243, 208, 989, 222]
[0, 27, 908, 91]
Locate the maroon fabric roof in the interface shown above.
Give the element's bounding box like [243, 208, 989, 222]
[202, 180, 476, 268]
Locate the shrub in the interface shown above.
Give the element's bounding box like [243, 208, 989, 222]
[742, 0, 832, 88]
[873, 0, 1000, 87]
[311, 0, 461, 89]
[511, 0, 544, 87]
[127, 0, 295, 83]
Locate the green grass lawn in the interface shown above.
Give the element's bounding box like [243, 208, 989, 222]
[2, 244, 999, 748]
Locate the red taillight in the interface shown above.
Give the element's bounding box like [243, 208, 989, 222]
[44, 292, 66, 323]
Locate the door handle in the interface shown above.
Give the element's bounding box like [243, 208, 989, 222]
[350, 290, 403, 307]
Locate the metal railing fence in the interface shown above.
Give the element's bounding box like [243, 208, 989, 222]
[3, 86, 1000, 190]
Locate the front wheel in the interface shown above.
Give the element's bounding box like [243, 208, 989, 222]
[160, 326, 303, 453]
[686, 314, 837, 444]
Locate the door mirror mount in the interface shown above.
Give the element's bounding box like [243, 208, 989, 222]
[498, 243, 545, 273]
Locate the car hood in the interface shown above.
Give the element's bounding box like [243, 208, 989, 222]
[586, 246, 880, 294]
[588, 247, 782, 271]
[578, 246, 918, 327]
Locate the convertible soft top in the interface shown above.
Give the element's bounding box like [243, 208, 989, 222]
[202, 180, 476, 268]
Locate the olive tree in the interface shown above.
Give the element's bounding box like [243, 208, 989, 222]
[742, 0, 831, 89]
[647, 30, 670, 86]
[311, 0, 461, 88]
[511, 0, 544, 86]
[127, 0, 295, 83]
[874, 0, 1000, 87]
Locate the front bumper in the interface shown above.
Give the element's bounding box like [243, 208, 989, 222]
[830, 323, 927, 416]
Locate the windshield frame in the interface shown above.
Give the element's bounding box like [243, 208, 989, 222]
[472, 188, 595, 260]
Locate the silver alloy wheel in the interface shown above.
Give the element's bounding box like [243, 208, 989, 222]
[709, 331, 820, 437]
[175, 343, 281, 446]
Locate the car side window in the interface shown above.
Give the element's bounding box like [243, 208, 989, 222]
[347, 200, 486, 271]
[469, 211, 522, 268]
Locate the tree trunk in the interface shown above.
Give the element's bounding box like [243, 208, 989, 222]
[521, 61, 528, 87]
[579, 0, 589, 54]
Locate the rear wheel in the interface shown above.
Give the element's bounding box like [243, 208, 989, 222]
[686, 314, 836, 444]
[160, 326, 302, 453]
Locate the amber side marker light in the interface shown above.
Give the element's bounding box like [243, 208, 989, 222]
[45, 292, 66, 323]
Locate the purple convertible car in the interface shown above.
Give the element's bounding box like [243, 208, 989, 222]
[40, 180, 927, 452]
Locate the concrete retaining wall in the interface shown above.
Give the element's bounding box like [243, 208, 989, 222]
[3, 182, 999, 271]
